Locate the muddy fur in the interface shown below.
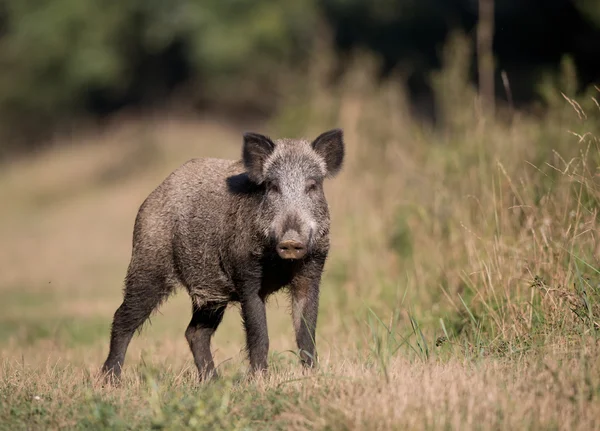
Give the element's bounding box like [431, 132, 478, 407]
[101, 129, 345, 382]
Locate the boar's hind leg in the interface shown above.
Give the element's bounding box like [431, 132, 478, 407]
[185, 303, 226, 381]
[102, 271, 173, 382]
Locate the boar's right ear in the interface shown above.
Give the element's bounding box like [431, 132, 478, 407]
[242, 132, 275, 184]
[312, 128, 345, 177]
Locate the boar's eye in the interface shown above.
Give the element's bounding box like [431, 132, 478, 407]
[267, 181, 280, 194]
[305, 179, 318, 194]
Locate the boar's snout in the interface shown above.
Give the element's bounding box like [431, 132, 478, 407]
[276, 230, 307, 260]
[277, 240, 307, 260]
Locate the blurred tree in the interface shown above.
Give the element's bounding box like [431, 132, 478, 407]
[0, 0, 598, 155]
[0, 0, 319, 151]
[0, 0, 130, 140]
[575, 0, 600, 26]
[182, 0, 319, 111]
[476, 0, 495, 116]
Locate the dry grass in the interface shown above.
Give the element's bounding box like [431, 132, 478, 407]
[1, 36, 600, 430]
[2, 347, 600, 430]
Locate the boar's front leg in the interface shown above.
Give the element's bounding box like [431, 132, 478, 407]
[240, 287, 269, 374]
[291, 258, 325, 368]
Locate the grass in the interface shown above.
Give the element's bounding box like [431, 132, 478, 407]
[2, 351, 600, 430]
[1, 34, 600, 429]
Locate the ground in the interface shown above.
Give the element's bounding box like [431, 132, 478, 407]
[1, 76, 600, 431]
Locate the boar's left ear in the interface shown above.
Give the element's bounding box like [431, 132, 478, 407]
[243, 132, 275, 184]
[312, 128, 344, 177]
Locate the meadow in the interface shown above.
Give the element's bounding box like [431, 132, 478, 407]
[1, 36, 599, 430]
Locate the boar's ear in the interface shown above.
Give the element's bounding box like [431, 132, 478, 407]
[242, 132, 275, 184]
[312, 128, 344, 177]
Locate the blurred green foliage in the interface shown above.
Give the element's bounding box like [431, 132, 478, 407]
[0, 0, 319, 148]
[576, 0, 600, 26]
[0, 0, 598, 153]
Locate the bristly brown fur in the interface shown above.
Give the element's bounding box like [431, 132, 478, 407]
[101, 129, 345, 383]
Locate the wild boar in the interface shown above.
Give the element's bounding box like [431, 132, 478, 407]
[101, 128, 344, 382]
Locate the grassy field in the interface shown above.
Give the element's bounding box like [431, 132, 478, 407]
[1, 39, 600, 429]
